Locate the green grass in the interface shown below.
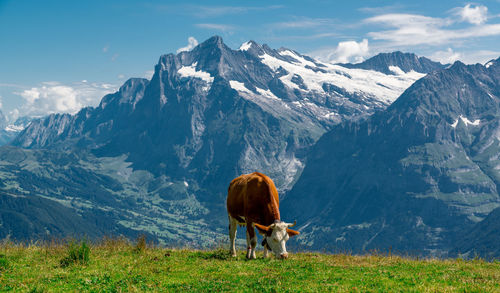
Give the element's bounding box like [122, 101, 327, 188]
[0, 239, 499, 292]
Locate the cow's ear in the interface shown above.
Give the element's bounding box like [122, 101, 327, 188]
[287, 228, 300, 237]
[254, 223, 271, 235]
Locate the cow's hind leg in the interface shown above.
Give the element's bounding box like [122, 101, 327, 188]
[228, 216, 238, 257]
[245, 230, 251, 259]
[246, 223, 257, 259]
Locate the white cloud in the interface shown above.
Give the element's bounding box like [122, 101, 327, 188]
[453, 4, 488, 25]
[427, 48, 500, 65]
[365, 14, 448, 46]
[273, 18, 336, 29]
[144, 70, 155, 79]
[312, 39, 369, 64]
[111, 53, 119, 61]
[118, 74, 125, 79]
[102, 45, 109, 53]
[15, 81, 117, 117]
[430, 48, 462, 64]
[19, 85, 81, 116]
[195, 23, 235, 32]
[8, 109, 19, 122]
[458, 50, 500, 64]
[0, 95, 3, 109]
[358, 4, 406, 14]
[191, 5, 282, 18]
[364, 12, 500, 47]
[177, 37, 199, 53]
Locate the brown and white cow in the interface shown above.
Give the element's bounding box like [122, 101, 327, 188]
[226, 172, 299, 259]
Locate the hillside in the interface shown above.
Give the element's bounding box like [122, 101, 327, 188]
[0, 241, 498, 292]
[283, 59, 500, 257]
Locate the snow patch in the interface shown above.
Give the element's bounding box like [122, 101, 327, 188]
[177, 63, 214, 89]
[230, 81, 281, 101]
[184, 181, 189, 187]
[451, 115, 481, 128]
[389, 66, 405, 75]
[279, 50, 317, 68]
[258, 52, 425, 104]
[4, 124, 26, 132]
[229, 80, 252, 93]
[256, 87, 280, 100]
[239, 41, 252, 51]
[485, 60, 494, 68]
[323, 112, 337, 119]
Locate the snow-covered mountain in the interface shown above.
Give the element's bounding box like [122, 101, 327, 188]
[3, 36, 438, 245]
[341, 51, 446, 75]
[0, 111, 31, 146]
[233, 42, 427, 121]
[13, 36, 429, 192]
[282, 58, 500, 257]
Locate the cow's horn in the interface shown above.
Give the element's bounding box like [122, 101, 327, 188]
[287, 220, 297, 228]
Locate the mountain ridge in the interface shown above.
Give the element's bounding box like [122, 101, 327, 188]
[282, 56, 500, 257]
[1, 36, 467, 252]
[341, 51, 446, 75]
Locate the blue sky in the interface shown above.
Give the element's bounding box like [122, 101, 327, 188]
[1, 0, 500, 120]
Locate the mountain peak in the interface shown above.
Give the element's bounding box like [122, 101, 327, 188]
[199, 35, 225, 49]
[450, 60, 465, 68]
[341, 51, 445, 75]
[388, 59, 499, 125]
[485, 58, 499, 69]
[119, 78, 148, 92]
[239, 40, 259, 51]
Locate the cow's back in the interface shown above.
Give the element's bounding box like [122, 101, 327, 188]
[227, 172, 280, 224]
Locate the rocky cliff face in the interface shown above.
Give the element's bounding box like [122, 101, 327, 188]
[283, 58, 500, 256]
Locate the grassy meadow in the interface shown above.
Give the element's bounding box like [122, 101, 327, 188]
[0, 238, 499, 292]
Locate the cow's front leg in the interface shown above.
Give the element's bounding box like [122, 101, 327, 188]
[228, 216, 238, 257]
[246, 223, 257, 259]
[263, 245, 269, 258]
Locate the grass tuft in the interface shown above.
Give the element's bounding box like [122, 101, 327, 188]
[133, 234, 147, 253]
[0, 254, 8, 271]
[196, 248, 232, 260]
[59, 239, 90, 267]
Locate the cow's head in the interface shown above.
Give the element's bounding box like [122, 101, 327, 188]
[254, 221, 300, 259]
